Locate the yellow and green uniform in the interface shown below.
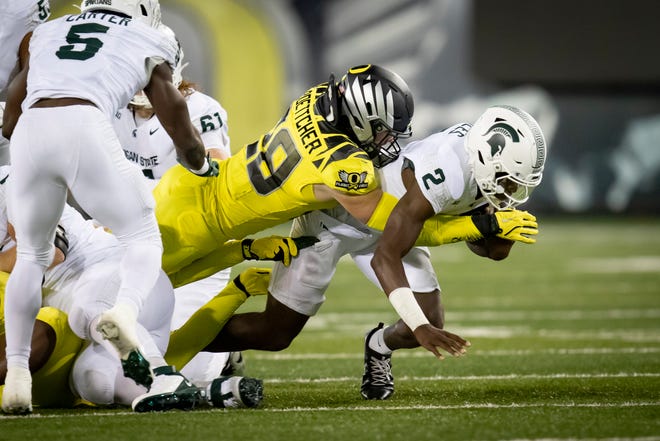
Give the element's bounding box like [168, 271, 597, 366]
[155, 82, 378, 278]
[0, 272, 83, 408]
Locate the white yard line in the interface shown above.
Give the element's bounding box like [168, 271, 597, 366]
[1, 401, 658, 420]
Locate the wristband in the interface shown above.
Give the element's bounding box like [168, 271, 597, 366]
[388, 287, 430, 331]
[188, 158, 210, 176]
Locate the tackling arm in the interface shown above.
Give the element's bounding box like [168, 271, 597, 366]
[364, 191, 537, 246]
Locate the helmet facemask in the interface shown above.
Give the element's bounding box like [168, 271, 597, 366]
[360, 120, 411, 168]
[484, 170, 541, 209]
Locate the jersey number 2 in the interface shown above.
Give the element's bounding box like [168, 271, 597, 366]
[56, 23, 110, 61]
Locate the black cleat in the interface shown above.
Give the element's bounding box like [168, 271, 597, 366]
[361, 323, 394, 400]
[209, 376, 263, 408]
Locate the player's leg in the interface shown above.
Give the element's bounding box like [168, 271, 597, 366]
[29, 307, 84, 408]
[1, 306, 84, 409]
[165, 267, 271, 368]
[354, 246, 441, 400]
[3, 109, 69, 413]
[153, 164, 224, 275]
[133, 269, 266, 412]
[70, 268, 210, 411]
[169, 269, 234, 385]
[71, 318, 180, 408]
[65, 109, 162, 379]
[70, 339, 144, 406]
[1, 320, 54, 388]
[68, 264, 176, 389]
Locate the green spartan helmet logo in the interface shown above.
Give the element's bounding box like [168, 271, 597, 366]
[485, 122, 519, 156]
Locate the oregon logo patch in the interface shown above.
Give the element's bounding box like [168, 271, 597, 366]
[335, 170, 369, 191]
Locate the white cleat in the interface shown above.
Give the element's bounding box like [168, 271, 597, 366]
[96, 303, 153, 388]
[2, 366, 33, 415]
[131, 366, 201, 412]
[96, 303, 141, 360]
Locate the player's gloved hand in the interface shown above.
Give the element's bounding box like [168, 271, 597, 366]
[233, 267, 272, 297]
[471, 209, 538, 244]
[181, 153, 219, 177]
[240, 235, 319, 266]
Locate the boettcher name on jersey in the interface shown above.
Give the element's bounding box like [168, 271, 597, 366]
[186, 82, 380, 239]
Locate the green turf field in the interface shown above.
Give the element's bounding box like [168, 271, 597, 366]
[2, 217, 659, 440]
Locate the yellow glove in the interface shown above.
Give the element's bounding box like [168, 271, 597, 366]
[416, 209, 538, 246]
[473, 210, 538, 244]
[232, 267, 272, 297]
[241, 236, 318, 266]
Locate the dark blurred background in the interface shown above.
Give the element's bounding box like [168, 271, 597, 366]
[49, 0, 660, 215]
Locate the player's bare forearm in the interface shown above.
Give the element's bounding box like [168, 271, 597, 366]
[372, 208, 422, 294]
[146, 63, 205, 170]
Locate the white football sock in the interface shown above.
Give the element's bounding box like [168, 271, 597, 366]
[4, 259, 45, 368]
[368, 327, 392, 355]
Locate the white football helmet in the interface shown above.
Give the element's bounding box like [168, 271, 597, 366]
[466, 105, 547, 209]
[130, 24, 188, 109]
[80, 0, 162, 28]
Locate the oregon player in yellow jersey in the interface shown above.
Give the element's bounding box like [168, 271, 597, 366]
[155, 64, 415, 279]
[0, 271, 84, 408]
[159, 65, 539, 371]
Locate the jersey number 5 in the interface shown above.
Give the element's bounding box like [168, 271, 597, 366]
[56, 23, 110, 61]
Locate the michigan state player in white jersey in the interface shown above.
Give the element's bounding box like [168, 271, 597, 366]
[0, 0, 215, 414]
[112, 31, 246, 387]
[0, 0, 50, 93]
[0, 0, 51, 164]
[365, 105, 546, 399]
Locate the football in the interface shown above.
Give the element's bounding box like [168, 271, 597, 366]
[466, 236, 515, 260]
